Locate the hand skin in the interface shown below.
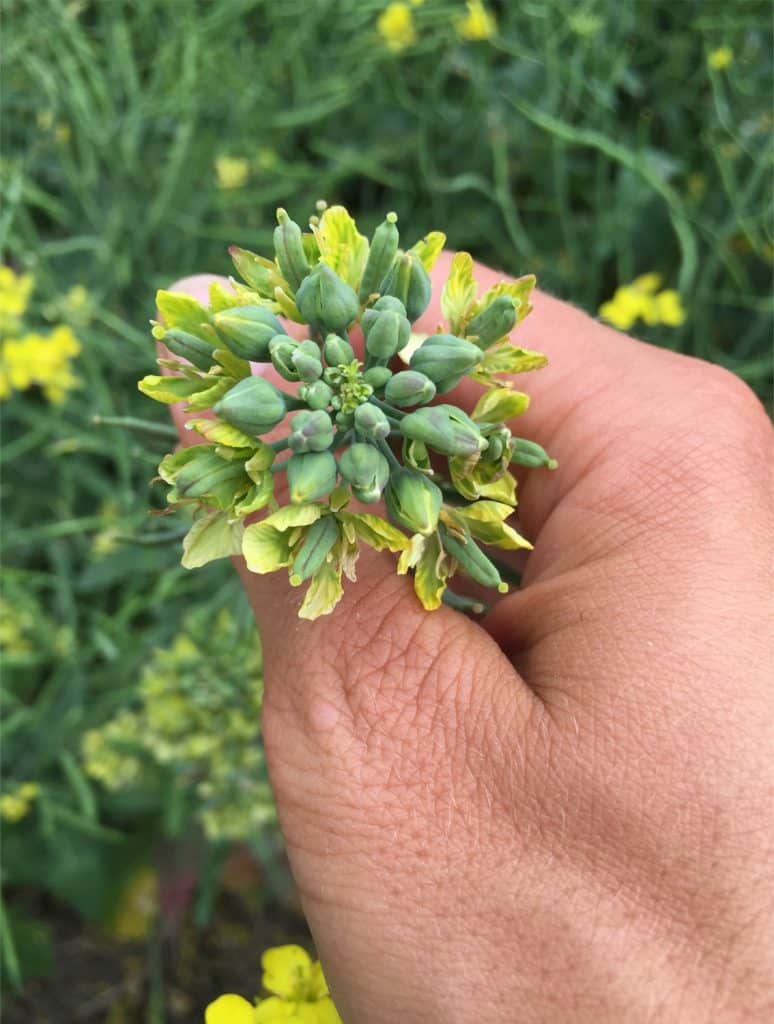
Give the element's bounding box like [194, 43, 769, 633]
[164, 254, 773, 1023]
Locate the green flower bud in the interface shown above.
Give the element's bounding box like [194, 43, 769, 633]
[299, 380, 334, 411]
[161, 328, 215, 371]
[213, 306, 287, 361]
[323, 333, 355, 367]
[214, 376, 287, 435]
[385, 469, 442, 536]
[510, 437, 557, 469]
[290, 515, 340, 584]
[465, 296, 518, 350]
[439, 525, 506, 591]
[338, 443, 390, 503]
[359, 212, 399, 303]
[379, 251, 432, 323]
[335, 410, 354, 428]
[364, 309, 411, 361]
[480, 425, 511, 464]
[273, 208, 311, 292]
[353, 402, 391, 441]
[384, 370, 436, 408]
[175, 450, 247, 502]
[296, 263, 359, 335]
[409, 333, 482, 392]
[288, 410, 335, 453]
[362, 366, 393, 390]
[286, 451, 338, 503]
[400, 404, 488, 457]
[269, 336, 302, 380]
[292, 347, 323, 383]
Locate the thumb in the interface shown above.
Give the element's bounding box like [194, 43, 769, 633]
[159, 276, 538, 1019]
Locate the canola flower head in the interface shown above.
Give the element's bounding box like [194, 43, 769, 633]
[0, 265, 35, 334]
[0, 781, 40, 823]
[599, 274, 686, 331]
[377, 2, 416, 52]
[138, 204, 556, 618]
[1, 321, 82, 404]
[708, 46, 733, 71]
[215, 155, 251, 190]
[455, 0, 497, 41]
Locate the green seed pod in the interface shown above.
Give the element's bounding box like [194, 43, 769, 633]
[338, 443, 390, 503]
[385, 469, 442, 536]
[409, 333, 482, 392]
[161, 328, 215, 371]
[384, 370, 436, 408]
[296, 263, 359, 335]
[273, 208, 311, 292]
[213, 306, 287, 362]
[269, 336, 302, 381]
[299, 380, 334, 411]
[323, 333, 355, 367]
[439, 525, 506, 591]
[358, 212, 399, 303]
[353, 402, 391, 441]
[362, 366, 392, 390]
[364, 309, 411, 361]
[400, 404, 487, 457]
[286, 451, 338, 503]
[288, 410, 335, 453]
[214, 376, 287, 435]
[290, 515, 340, 584]
[292, 347, 323, 383]
[465, 295, 518, 350]
[510, 437, 557, 469]
[379, 252, 432, 323]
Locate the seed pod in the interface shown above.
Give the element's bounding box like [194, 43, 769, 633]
[358, 212, 399, 303]
[439, 524, 506, 591]
[385, 469, 442, 536]
[409, 333, 482, 392]
[273, 208, 311, 292]
[400, 404, 487, 457]
[465, 295, 518, 350]
[379, 251, 432, 323]
[290, 515, 340, 584]
[384, 370, 436, 408]
[299, 380, 334, 411]
[353, 402, 391, 441]
[214, 376, 287, 435]
[323, 333, 355, 367]
[288, 410, 335, 453]
[364, 309, 410, 361]
[338, 443, 390, 503]
[362, 366, 392, 390]
[286, 451, 338, 503]
[510, 437, 557, 469]
[161, 328, 215, 371]
[296, 263, 359, 335]
[213, 306, 287, 361]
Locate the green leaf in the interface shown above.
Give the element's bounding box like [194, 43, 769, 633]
[155, 290, 212, 340]
[158, 445, 204, 484]
[402, 437, 432, 473]
[311, 205, 369, 289]
[441, 252, 477, 333]
[298, 561, 344, 619]
[471, 387, 530, 423]
[229, 247, 283, 297]
[410, 231, 446, 271]
[137, 374, 204, 404]
[245, 444, 276, 480]
[233, 475, 274, 517]
[181, 510, 244, 568]
[242, 522, 294, 573]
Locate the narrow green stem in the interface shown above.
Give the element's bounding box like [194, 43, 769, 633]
[370, 395, 406, 421]
[115, 528, 190, 547]
[270, 438, 290, 452]
[442, 588, 488, 616]
[376, 437, 402, 472]
[91, 414, 178, 440]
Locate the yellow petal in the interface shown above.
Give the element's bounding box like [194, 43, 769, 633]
[440, 252, 476, 333]
[205, 993, 257, 1024]
[261, 945, 314, 999]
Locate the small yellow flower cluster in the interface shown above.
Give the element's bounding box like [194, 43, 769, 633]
[0, 597, 36, 654]
[215, 155, 251, 191]
[598, 274, 686, 332]
[205, 945, 342, 1024]
[377, 0, 496, 52]
[0, 782, 40, 823]
[455, 0, 497, 41]
[83, 611, 273, 841]
[0, 267, 83, 404]
[708, 46, 733, 71]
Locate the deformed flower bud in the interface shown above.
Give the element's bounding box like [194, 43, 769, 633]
[161, 328, 215, 371]
[399, 404, 487, 457]
[359, 212, 399, 303]
[214, 376, 287, 435]
[338, 443, 390, 503]
[378, 251, 431, 323]
[385, 468, 442, 536]
[409, 333, 482, 392]
[291, 342, 323, 383]
[384, 370, 436, 408]
[364, 308, 411, 361]
[353, 402, 391, 441]
[286, 451, 338, 503]
[273, 208, 311, 292]
[323, 333, 355, 366]
[510, 437, 557, 469]
[296, 263, 359, 335]
[465, 295, 518, 350]
[299, 380, 334, 411]
[213, 305, 286, 361]
[288, 410, 335, 453]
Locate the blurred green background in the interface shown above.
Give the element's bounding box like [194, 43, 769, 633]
[1, 0, 771, 1019]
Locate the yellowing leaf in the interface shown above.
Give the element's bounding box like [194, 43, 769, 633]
[264, 503, 323, 531]
[344, 513, 409, 552]
[242, 522, 293, 573]
[477, 470, 517, 504]
[181, 510, 244, 569]
[440, 252, 476, 333]
[469, 275, 536, 324]
[158, 445, 203, 484]
[414, 531, 450, 610]
[185, 417, 255, 448]
[229, 247, 283, 297]
[455, 501, 531, 550]
[472, 343, 548, 385]
[233, 475, 274, 517]
[298, 561, 344, 620]
[156, 290, 212, 340]
[244, 444, 276, 480]
[273, 286, 304, 323]
[212, 347, 251, 380]
[472, 386, 530, 423]
[311, 206, 369, 289]
[138, 375, 205, 404]
[410, 231, 446, 271]
[184, 375, 235, 412]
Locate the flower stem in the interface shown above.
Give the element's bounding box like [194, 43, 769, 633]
[91, 414, 178, 440]
[376, 437, 402, 472]
[442, 588, 488, 616]
[370, 396, 406, 421]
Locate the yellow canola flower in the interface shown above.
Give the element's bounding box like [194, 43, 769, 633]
[599, 275, 686, 331]
[0, 324, 82, 404]
[377, 2, 416, 52]
[0, 265, 35, 334]
[708, 46, 733, 71]
[215, 155, 250, 190]
[206, 994, 257, 1024]
[654, 289, 686, 326]
[455, 0, 497, 41]
[0, 781, 40, 823]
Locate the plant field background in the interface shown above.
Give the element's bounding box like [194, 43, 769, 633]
[1, 0, 771, 1019]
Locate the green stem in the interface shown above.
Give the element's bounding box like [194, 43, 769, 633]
[370, 395, 406, 421]
[270, 438, 290, 452]
[91, 414, 178, 440]
[114, 527, 190, 547]
[442, 588, 488, 616]
[376, 437, 402, 472]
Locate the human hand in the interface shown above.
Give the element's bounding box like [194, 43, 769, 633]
[164, 255, 773, 1022]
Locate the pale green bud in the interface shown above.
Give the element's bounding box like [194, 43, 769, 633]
[364, 309, 411, 360]
[384, 370, 436, 408]
[323, 333, 355, 366]
[338, 443, 390, 503]
[409, 333, 482, 392]
[291, 344, 324, 383]
[269, 336, 302, 380]
[290, 516, 339, 584]
[353, 402, 391, 441]
[296, 263, 359, 335]
[362, 366, 393, 390]
[359, 212, 399, 302]
[379, 251, 432, 323]
[399, 404, 487, 457]
[288, 410, 335, 453]
[161, 328, 215, 371]
[286, 451, 338, 503]
[385, 469, 442, 536]
[214, 376, 287, 435]
[273, 208, 311, 292]
[213, 305, 286, 361]
[299, 380, 334, 411]
[439, 525, 506, 591]
[466, 296, 518, 350]
[510, 438, 557, 469]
